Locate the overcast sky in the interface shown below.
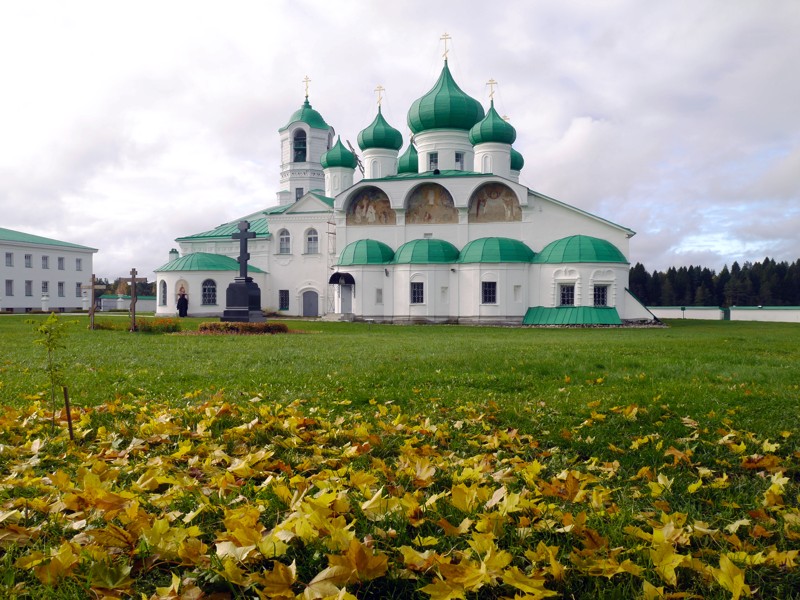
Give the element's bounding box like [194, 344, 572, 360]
[2, 0, 798, 280]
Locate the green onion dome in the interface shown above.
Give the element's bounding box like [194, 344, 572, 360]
[357, 106, 403, 151]
[393, 239, 460, 264]
[468, 101, 516, 145]
[533, 235, 627, 264]
[397, 143, 419, 174]
[337, 239, 395, 265]
[458, 237, 534, 263]
[278, 97, 330, 132]
[510, 147, 525, 171]
[407, 60, 485, 134]
[321, 136, 357, 169]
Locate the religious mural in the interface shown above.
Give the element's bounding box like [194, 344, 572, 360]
[406, 183, 458, 224]
[346, 186, 396, 225]
[468, 183, 522, 223]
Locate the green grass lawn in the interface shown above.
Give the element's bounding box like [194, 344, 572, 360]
[0, 315, 798, 599]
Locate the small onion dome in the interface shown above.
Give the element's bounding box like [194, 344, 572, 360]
[533, 235, 628, 264]
[357, 106, 403, 151]
[278, 97, 330, 132]
[397, 143, 419, 174]
[321, 136, 357, 169]
[337, 239, 395, 265]
[468, 101, 516, 145]
[393, 238, 460, 264]
[510, 147, 525, 171]
[458, 237, 534, 263]
[407, 60, 485, 134]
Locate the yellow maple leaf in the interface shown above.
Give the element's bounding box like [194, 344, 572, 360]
[301, 565, 351, 600]
[420, 576, 466, 600]
[502, 566, 558, 597]
[328, 539, 388, 583]
[650, 543, 687, 586]
[251, 559, 296, 599]
[711, 554, 751, 599]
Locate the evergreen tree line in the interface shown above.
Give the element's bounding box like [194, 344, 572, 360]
[629, 257, 800, 307]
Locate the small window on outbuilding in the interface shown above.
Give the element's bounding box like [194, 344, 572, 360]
[559, 284, 575, 306]
[159, 280, 167, 306]
[279, 289, 290, 310]
[201, 279, 217, 305]
[410, 281, 424, 304]
[482, 281, 497, 304]
[594, 285, 608, 307]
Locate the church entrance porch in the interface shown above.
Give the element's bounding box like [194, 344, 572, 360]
[302, 290, 319, 317]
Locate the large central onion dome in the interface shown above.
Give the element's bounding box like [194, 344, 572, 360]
[469, 100, 516, 145]
[407, 60, 485, 134]
[357, 106, 403, 150]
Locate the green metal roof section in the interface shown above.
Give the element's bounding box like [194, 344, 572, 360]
[407, 60, 485, 134]
[397, 142, 419, 174]
[154, 252, 265, 273]
[309, 192, 335, 207]
[510, 147, 525, 171]
[533, 235, 628, 264]
[366, 169, 485, 182]
[321, 136, 357, 169]
[393, 238, 460, 264]
[523, 306, 622, 326]
[468, 100, 516, 145]
[278, 97, 330, 132]
[458, 237, 535, 263]
[357, 106, 403, 151]
[0, 226, 97, 251]
[337, 239, 395, 266]
[176, 217, 270, 241]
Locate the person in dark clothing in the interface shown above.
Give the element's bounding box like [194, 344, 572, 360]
[177, 293, 188, 317]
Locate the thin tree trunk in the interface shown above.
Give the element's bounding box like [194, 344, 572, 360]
[62, 386, 74, 441]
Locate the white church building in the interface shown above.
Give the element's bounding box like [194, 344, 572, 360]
[155, 57, 654, 326]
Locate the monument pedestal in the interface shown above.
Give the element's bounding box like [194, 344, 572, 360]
[221, 277, 265, 322]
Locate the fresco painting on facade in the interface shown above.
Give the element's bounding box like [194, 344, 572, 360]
[347, 187, 396, 225]
[406, 184, 458, 225]
[469, 183, 522, 222]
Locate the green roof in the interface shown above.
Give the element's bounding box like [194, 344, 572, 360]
[407, 60, 485, 134]
[523, 306, 622, 326]
[510, 147, 525, 171]
[393, 239, 460, 264]
[458, 237, 534, 263]
[533, 235, 627, 264]
[321, 136, 357, 169]
[397, 143, 419, 174]
[357, 106, 403, 151]
[154, 252, 265, 273]
[0, 227, 97, 251]
[278, 98, 330, 132]
[337, 239, 395, 266]
[368, 169, 484, 182]
[468, 100, 516, 145]
[177, 217, 270, 241]
[308, 192, 335, 207]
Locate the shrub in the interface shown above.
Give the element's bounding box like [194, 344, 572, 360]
[198, 321, 289, 334]
[137, 318, 181, 334]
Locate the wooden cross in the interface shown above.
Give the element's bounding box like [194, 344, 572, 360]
[374, 84, 385, 107]
[125, 267, 147, 332]
[80, 273, 106, 330]
[232, 221, 256, 279]
[440, 32, 452, 59]
[303, 75, 311, 98]
[486, 78, 498, 100]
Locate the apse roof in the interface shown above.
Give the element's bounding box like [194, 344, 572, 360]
[533, 235, 628, 264]
[337, 239, 395, 266]
[458, 237, 534, 263]
[0, 227, 97, 251]
[393, 238, 460, 264]
[523, 306, 622, 326]
[154, 252, 265, 273]
[278, 98, 330, 132]
[407, 60, 485, 134]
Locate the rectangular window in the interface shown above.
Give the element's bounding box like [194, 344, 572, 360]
[76, 258, 83, 271]
[42, 256, 49, 269]
[455, 152, 464, 170]
[57, 257, 65, 270]
[306, 230, 319, 254]
[25, 280, 33, 296]
[42, 281, 49, 294]
[482, 281, 497, 304]
[410, 281, 424, 304]
[559, 284, 575, 306]
[375, 288, 383, 304]
[76, 282, 82, 298]
[57, 282, 65, 297]
[594, 285, 608, 307]
[428, 152, 438, 171]
[5, 252, 13, 267]
[25, 254, 32, 268]
[295, 187, 304, 200]
[279, 289, 290, 311]
[5, 280, 13, 296]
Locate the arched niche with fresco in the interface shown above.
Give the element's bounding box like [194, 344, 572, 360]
[346, 186, 396, 226]
[405, 183, 458, 225]
[468, 182, 522, 223]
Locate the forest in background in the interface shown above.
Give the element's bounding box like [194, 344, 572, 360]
[629, 257, 800, 307]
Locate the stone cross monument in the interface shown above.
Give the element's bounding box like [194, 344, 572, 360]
[221, 220, 265, 322]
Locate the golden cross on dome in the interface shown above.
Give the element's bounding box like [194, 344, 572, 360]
[440, 32, 452, 59]
[303, 75, 311, 98]
[375, 84, 385, 106]
[486, 78, 498, 100]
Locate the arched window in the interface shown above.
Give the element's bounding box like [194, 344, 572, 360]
[159, 280, 167, 306]
[201, 279, 217, 305]
[293, 130, 307, 162]
[278, 229, 291, 254]
[305, 229, 319, 254]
